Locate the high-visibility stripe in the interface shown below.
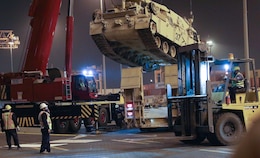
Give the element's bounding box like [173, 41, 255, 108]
[17, 117, 34, 127]
[81, 110, 88, 118]
[51, 116, 81, 120]
[81, 105, 92, 118]
[94, 105, 99, 121]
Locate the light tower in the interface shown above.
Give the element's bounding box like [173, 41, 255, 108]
[0, 30, 20, 72]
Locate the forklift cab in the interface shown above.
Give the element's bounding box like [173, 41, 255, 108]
[210, 58, 258, 104]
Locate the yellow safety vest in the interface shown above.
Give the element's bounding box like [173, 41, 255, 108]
[233, 72, 244, 88]
[38, 111, 52, 130]
[2, 112, 15, 130]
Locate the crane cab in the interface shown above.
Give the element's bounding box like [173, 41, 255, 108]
[71, 74, 97, 101]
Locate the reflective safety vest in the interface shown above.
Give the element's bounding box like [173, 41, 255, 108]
[232, 72, 244, 88]
[2, 112, 15, 130]
[38, 111, 52, 130]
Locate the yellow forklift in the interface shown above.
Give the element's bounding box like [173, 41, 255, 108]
[167, 43, 260, 145]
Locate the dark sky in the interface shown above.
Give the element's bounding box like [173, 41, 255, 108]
[0, 0, 259, 88]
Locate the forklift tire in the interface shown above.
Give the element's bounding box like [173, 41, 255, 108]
[53, 120, 69, 134]
[69, 118, 82, 133]
[98, 108, 108, 126]
[211, 112, 244, 145]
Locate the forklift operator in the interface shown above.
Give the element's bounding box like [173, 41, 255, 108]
[229, 66, 245, 103]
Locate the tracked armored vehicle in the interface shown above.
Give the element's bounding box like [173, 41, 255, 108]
[90, 0, 199, 71]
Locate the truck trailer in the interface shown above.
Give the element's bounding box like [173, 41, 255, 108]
[121, 65, 178, 130]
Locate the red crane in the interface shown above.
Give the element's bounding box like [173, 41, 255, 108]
[0, 0, 95, 102]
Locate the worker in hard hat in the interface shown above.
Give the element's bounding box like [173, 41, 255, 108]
[114, 104, 125, 129]
[38, 102, 52, 153]
[229, 66, 245, 103]
[1, 104, 21, 150]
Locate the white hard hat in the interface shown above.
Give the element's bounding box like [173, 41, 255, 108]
[40, 103, 48, 109]
[5, 105, 12, 110]
[115, 104, 119, 108]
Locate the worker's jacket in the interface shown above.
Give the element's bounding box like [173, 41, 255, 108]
[1, 111, 16, 130]
[38, 110, 52, 130]
[232, 72, 244, 88]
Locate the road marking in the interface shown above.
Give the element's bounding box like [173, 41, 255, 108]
[20, 143, 66, 148]
[112, 139, 149, 144]
[0, 143, 68, 151]
[200, 148, 233, 154]
[72, 134, 87, 139]
[51, 139, 102, 144]
[0, 134, 101, 151]
[111, 135, 174, 145]
[52, 146, 69, 151]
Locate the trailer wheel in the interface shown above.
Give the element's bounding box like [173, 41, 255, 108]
[84, 118, 95, 132]
[53, 120, 69, 134]
[69, 118, 82, 133]
[212, 112, 244, 145]
[99, 108, 108, 126]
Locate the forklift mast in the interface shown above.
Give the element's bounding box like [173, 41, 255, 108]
[177, 44, 209, 96]
[167, 43, 211, 137]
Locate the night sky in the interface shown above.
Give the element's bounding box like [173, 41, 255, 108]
[0, 0, 259, 88]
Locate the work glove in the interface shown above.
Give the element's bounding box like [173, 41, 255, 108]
[16, 126, 20, 132]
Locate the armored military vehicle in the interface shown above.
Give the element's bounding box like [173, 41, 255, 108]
[90, 0, 199, 71]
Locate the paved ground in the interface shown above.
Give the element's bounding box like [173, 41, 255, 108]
[0, 127, 235, 158]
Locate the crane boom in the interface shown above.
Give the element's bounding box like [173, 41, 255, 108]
[22, 0, 62, 74]
[65, 0, 74, 78]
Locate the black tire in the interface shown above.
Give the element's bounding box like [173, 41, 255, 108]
[212, 112, 244, 145]
[98, 108, 108, 126]
[83, 118, 95, 132]
[69, 118, 82, 133]
[53, 120, 69, 134]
